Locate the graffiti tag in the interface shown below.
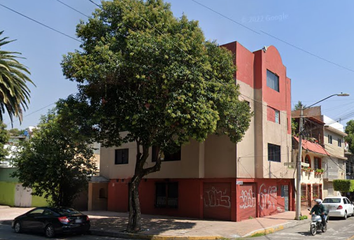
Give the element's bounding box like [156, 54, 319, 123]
[239, 189, 256, 209]
[259, 184, 277, 210]
[204, 187, 231, 209]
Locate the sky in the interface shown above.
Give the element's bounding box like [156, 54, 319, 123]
[1, 0, 354, 130]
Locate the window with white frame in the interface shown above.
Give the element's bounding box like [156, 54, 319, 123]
[338, 138, 342, 147]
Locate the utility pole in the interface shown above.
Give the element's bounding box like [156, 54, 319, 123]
[295, 106, 303, 220]
[294, 93, 349, 220]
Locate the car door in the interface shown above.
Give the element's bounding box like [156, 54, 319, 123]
[22, 208, 45, 232]
[345, 198, 354, 216]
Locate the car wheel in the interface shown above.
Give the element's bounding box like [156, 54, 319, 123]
[45, 224, 55, 238]
[344, 211, 348, 220]
[14, 221, 22, 233]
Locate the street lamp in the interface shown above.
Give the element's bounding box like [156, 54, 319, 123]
[295, 92, 349, 220]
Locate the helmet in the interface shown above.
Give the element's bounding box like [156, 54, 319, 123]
[315, 199, 322, 204]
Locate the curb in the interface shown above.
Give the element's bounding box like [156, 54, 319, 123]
[0, 220, 12, 225]
[90, 230, 223, 240]
[243, 218, 311, 237]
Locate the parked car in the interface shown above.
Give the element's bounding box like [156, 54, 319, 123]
[322, 196, 354, 219]
[12, 207, 90, 238]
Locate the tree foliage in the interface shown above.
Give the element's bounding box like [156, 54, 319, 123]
[61, 0, 251, 232]
[8, 128, 26, 136]
[0, 121, 9, 162]
[11, 108, 97, 207]
[345, 120, 354, 153]
[333, 179, 354, 192]
[0, 31, 35, 125]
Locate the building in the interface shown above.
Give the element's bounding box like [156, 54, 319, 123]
[93, 41, 295, 221]
[322, 116, 347, 196]
[292, 107, 347, 208]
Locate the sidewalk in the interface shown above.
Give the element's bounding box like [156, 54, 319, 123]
[0, 205, 310, 239]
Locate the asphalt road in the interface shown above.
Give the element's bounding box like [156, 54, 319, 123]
[0, 224, 140, 240]
[252, 216, 354, 240]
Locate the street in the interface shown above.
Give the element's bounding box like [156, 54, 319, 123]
[252, 217, 354, 240]
[0, 224, 141, 240]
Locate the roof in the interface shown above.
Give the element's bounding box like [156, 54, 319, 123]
[294, 137, 328, 156]
[324, 125, 347, 137]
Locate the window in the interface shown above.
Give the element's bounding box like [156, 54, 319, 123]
[267, 70, 279, 92]
[152, 146, 181, 162]
[304, 155, 311, 167]
[301, 184, 307, 202]
[268, 143, 281, 162]
[338, 138, 342, 147]
[312, 184, 322, 200]
[328, 135, 332, 144]
[267, 106, 280, 124]
[314, 157, 321, 170]
[275, 110, 280, 123]
[155, 182, 178, 208]
[115, 149, 129, 164]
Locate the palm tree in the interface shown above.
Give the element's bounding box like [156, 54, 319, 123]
[0, 31, 35, 125]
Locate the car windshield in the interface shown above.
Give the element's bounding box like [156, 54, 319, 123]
[323, 198, 341, 203]
[55, 208, 81, 216]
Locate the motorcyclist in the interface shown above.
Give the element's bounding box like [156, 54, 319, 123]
[310, 199, 327, 227]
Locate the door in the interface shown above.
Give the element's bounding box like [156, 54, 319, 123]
[239, 184, 256, 220]
[15, 184, 32, 207]
[203, 182, 231, 220]
[281, 185, 289, 211]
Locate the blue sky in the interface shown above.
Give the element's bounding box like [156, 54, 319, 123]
[1, 0, 354, 129]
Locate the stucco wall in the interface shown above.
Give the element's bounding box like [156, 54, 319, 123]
[0, 182, 15, 206]
[204, 135, 236, 178]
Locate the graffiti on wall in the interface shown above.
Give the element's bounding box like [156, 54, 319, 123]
[204, 187, 231, 209]
[259, 183, 277, 210]
[239, 189, 256, 209]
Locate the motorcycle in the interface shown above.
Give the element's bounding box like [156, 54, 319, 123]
[308, 209, 328, 236]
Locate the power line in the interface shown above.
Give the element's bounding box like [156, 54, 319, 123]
[190, 0, 354, 74]
[190, 0, 260, 35]
[0, 3, 81, 43]
[4, 102, 56, 127]
[89, 0, 100, 8]
[56, 0, 90, 18]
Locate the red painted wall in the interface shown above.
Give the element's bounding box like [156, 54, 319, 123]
[222, 42, 292, 134]
[107, 177, 294, 222]
[254, 46, 291, 134]
[221, 42, 254, 88]
[107, 179, 129, 212]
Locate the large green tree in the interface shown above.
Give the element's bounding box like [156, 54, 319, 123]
[345, 120, 354, 153]
[11, 108, 97, 207]
[0, 31, 35, 124]
[61, 0, 251, 232]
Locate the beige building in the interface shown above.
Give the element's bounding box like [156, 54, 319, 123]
[92, 42, 296, 221]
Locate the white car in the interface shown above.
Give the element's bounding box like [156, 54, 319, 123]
[322, 196, 354, 219]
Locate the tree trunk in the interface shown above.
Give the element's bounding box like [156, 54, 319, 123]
[127, 176, 142, 232]
[126, 143, 162, 232]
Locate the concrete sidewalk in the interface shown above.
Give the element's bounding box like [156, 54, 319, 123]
[0, 205, 310, 239]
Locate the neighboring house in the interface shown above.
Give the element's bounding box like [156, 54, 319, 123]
[94, 41, 295, 221]
[0, 133, 48, 207]
[322, 115, 347, 196]
[292, 107, 346, 208]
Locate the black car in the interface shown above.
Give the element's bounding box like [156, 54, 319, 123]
[12, 207, 90, 238]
